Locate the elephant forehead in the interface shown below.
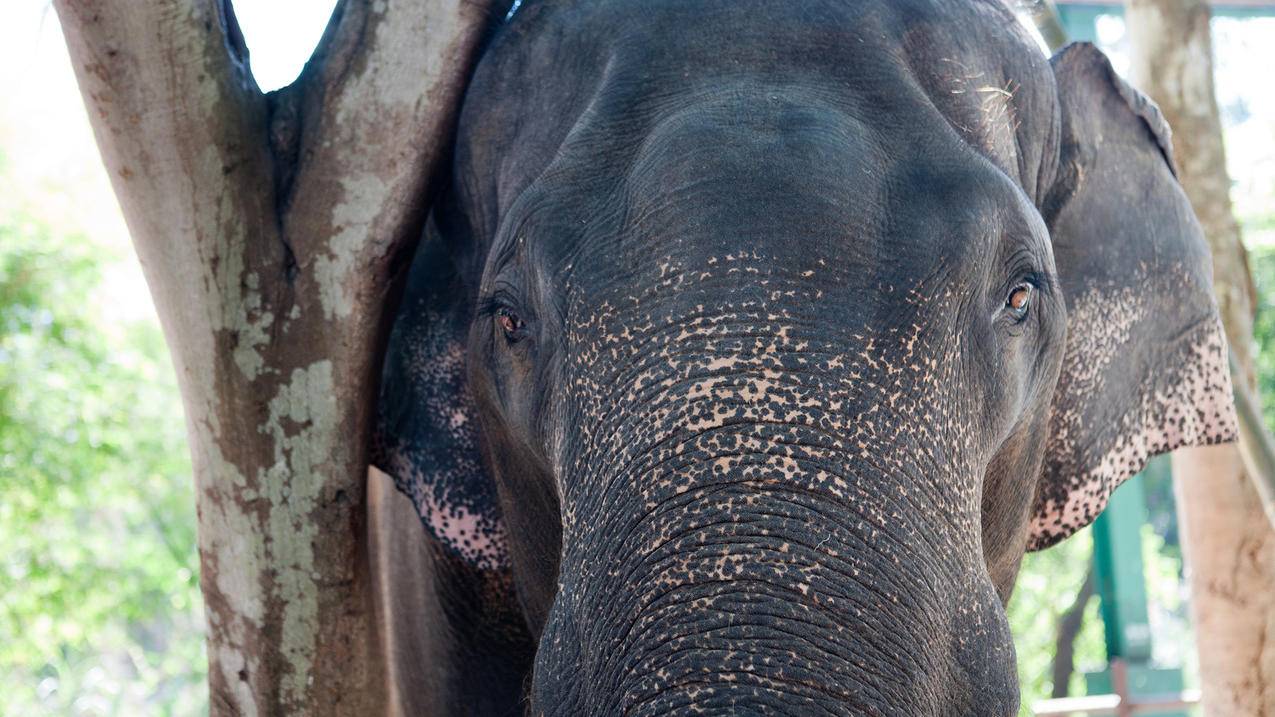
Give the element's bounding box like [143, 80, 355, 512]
[495, 65, 1039, 300]
[461, 0, 1052, 215]
[503, 73, 1015, 280]
[624, 93, 884, 195]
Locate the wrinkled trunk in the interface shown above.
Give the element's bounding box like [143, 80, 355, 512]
[533, 301, 1020, 714]
[539, 445, 1017, 716]
[1125, 1, 1275, 713]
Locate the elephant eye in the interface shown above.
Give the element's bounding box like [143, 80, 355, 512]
[496, 306, 526, 341]
[1006, 283, 1033, 320]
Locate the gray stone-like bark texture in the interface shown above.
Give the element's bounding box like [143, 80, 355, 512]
[53, 0, 505, 713]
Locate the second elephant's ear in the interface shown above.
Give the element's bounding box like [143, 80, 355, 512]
[372, 218, 509, 571]
[1027, 43, 1237, 550]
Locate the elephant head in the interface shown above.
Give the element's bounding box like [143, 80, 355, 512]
[374, 0, 1237, 713]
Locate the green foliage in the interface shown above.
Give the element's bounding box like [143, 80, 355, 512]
[1140, 525, 1195, 678]
[1008, 527, 1107, 714]
[0, 161, 207, 714]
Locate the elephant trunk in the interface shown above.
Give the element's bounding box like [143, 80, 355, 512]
[531, 295, 1020, 714]
[535, 428, 1018, 715]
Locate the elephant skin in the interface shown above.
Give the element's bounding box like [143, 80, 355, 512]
[371, 1, 1238, 714]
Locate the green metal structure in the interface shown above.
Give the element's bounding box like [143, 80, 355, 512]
[1084, 459, 1187, 717]
[1055, 0, 1275, 45]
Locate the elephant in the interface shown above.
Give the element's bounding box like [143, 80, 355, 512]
[368, 0, 1238, 714]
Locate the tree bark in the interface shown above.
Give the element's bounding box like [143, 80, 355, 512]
[1050, 566, 1095, 699]
[53, 1, 506, 713]
[1125, 1, 1275, 713]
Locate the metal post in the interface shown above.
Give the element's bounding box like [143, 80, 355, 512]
[1085, 459, 1189, 717]
[1112, 659, 1133, 717]
[1053, 3, 1105, 43]
[1091, 473, 1153, 662]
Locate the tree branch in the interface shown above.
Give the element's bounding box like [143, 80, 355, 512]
[54, 0, 283, 382]
[54, 0, 277, 259]
[280, 0, 507, 324]
[1051, 565, 1095, 699]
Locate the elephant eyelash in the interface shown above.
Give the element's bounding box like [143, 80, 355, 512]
[476, 295, 508, 320]
[1019, 270, 1053, 297]
[477, 289, 522, 318]
[1000, 264, 1050, 294]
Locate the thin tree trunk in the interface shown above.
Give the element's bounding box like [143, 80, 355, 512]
[1125, 1, 1275, 713]
[53, 1, 506, 713]
[1051, 566, 1095, 699]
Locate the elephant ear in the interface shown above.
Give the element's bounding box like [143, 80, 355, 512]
[372, 219, 509, 571]
[1027, 43, 1238, 550]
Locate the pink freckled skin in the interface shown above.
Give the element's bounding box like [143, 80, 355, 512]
[1029, 309, 1237, 550]
[422, 494, 507, 570]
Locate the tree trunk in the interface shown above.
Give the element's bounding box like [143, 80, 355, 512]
[53, 1, 506, 713]
[1051, 566, 1095, 699]
[1125, 1, 1275, 713]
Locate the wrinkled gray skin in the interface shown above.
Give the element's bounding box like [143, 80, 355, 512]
[373, 1, 1237, 714]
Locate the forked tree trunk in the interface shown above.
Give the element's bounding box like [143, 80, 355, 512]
[1125, 1, 1275, 713]
[54, 1, 506, 713]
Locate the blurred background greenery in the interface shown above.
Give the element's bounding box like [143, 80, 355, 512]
[0, 1, 339, 710]
[0, 152, 205, 715]
[0, 2, 1271, 716]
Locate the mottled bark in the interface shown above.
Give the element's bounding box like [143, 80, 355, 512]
[53, 0, 505, 713]
[1125, 1, 1275, 713]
